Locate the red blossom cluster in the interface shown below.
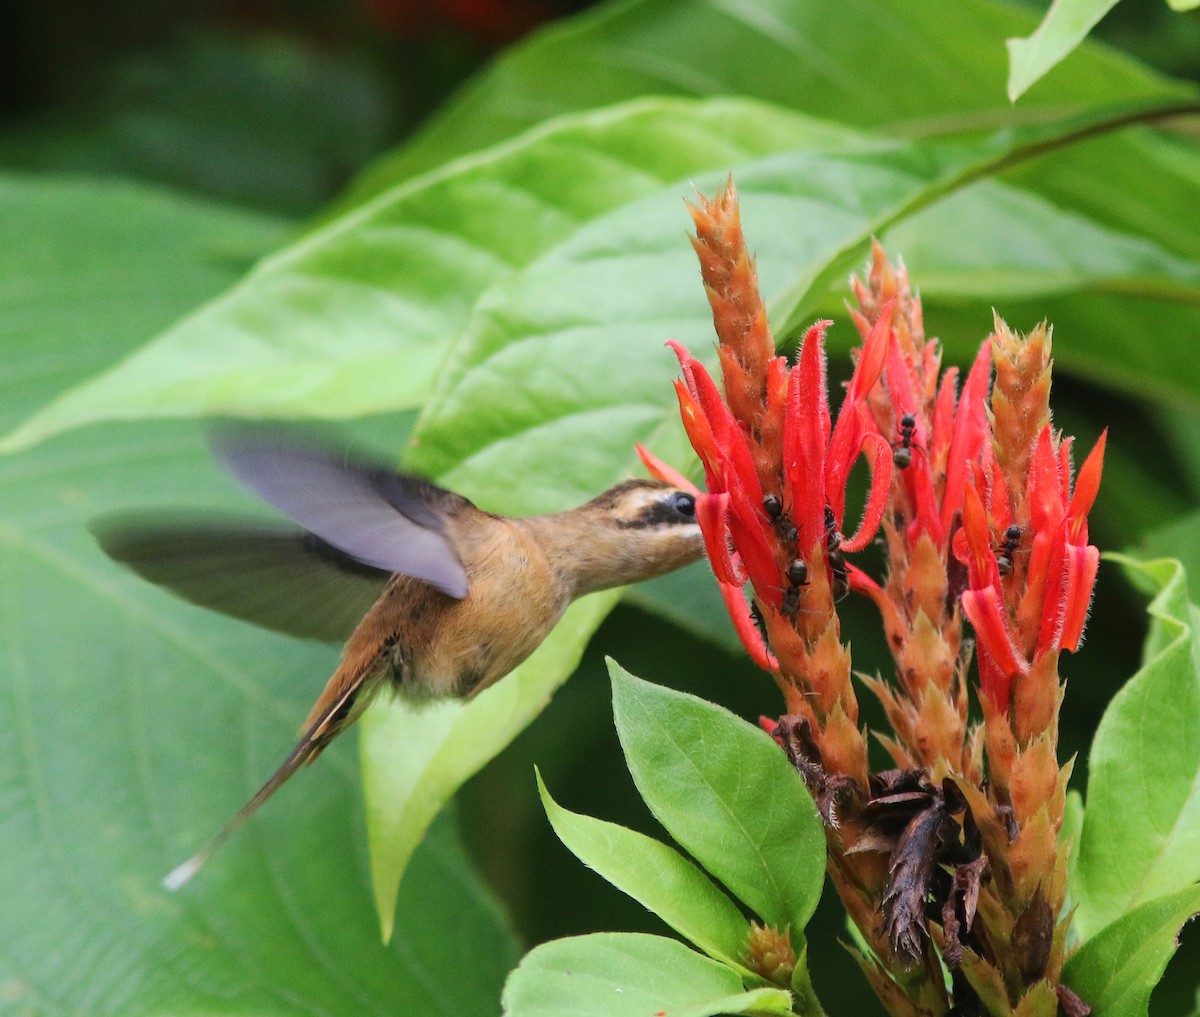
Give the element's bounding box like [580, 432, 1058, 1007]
[641, 178, 1105, 1017]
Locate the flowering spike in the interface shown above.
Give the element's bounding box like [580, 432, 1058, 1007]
[635, 443, 698, 493]
[841, 432, 893, 553]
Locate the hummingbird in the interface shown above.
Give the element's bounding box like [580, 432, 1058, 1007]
[92, 427, 704, 888]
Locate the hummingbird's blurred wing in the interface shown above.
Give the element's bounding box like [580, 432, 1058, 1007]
[210, 426, 471, 599]
[91, 515, 390, 642]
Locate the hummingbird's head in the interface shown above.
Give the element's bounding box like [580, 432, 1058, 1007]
[561, 479, 705, 595]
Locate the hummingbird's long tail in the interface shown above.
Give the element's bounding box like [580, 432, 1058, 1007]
[161, 677, 365, 891]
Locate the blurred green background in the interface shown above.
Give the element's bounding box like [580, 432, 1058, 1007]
[3, 1, 1199, 1015]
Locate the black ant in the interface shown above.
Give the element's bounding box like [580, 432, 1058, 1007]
[824, 506, 849, 601]
[777, 555, 811, 619]
[892, 413, 921, 469]
[996, 524, 1023, 577]
[781, 585, 804, 618]
[749, 600, 770, 644]
[763, 493, 799, 545]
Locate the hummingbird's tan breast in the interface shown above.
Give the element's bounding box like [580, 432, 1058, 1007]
[332, 514, 569, 706]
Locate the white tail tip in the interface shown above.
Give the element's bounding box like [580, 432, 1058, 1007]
[162, 854, 205, 892]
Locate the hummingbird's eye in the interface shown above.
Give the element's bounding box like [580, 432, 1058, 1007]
[669, 491, 696, 519]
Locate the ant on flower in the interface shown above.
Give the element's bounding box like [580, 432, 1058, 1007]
[891, 413, 923, 470]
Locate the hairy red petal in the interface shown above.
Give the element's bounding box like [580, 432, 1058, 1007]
[719, 582, 777, 672]
[784, 324, 830, 553]
[930, 366, 959, 465]
[728, 486, 780, 602]
[635, 443, 698, 493]
[1028, 425, 1065, 533]
[841, 432, 893, 552]
[976, 643, 1013, 712]
[962, 588, 1028, 704]
[961, 483, 1000, 591]
[1067, 430, 1107, 544]
[941, 341, 992, 536]
[1059, 543, 1100, 652]
[845, 299, 895, 405]
[1034, 534, 1067, 656]
[674, 380, 723, 491]
[696, 493, 745, 585]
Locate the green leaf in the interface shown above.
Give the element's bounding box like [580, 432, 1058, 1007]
[1006, 0, 1123, 101]
[347, 0, 1178, 196]
[609, 661, 826, 934]
[0, 424, 519, 1015]
[2, 98, 825, 452]
[0, 173, 289, 434]
[1064, 885, 1200, 1017]
[405, 103, 1191, 503]
[361, 591, 617, 941]
[0, 180, 516, 1014]
[502, 933, 794, 1017]
[877, 178, 1200, 407]
[1072, 556, 1200, 942]
[536, 769, 753, 970]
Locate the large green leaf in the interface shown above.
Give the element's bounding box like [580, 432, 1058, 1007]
[537, 770, 753, 970]
[405, 104, 1190, 503]
[1064, 885, 1200, 1017]
[360, 591, 618, 942]
[0, 173, 290, 434]
[0, 427, 518, 1017]
[0, 180, 517, 1015]
[347, 0, 1180, 197]
[609, 661, 826, 936]
[1, 99, 825, 452]
[502, 933, 794, 1017]
[1071, 557, 1200, 942]
[1006, 0, 1122, 101]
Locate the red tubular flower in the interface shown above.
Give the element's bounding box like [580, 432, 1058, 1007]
[958, 426, 1106, 710]
[667, 307, 895, 671]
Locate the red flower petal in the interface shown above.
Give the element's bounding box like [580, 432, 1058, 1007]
[1067, 430, 1107, 544]
[962, 587, 1028, 706]
[940, 340, 992, 536]
[719, 582, 777, 672]
[930, 366, 959, 466]
[827, 306, 894, 525]
[696, 493, 746, 585]
[728, 485, 781, 601]
[635, 443, 698, 493]
[1059, 543, 1100, 652]
[845, 300, 895, 405]
[961, 483, 1000, 591]
[674, 380, 723, 491]
[784, 323, 831, 554]
[841, 432, 893, 552]
[1028, 426, 1065, 534]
